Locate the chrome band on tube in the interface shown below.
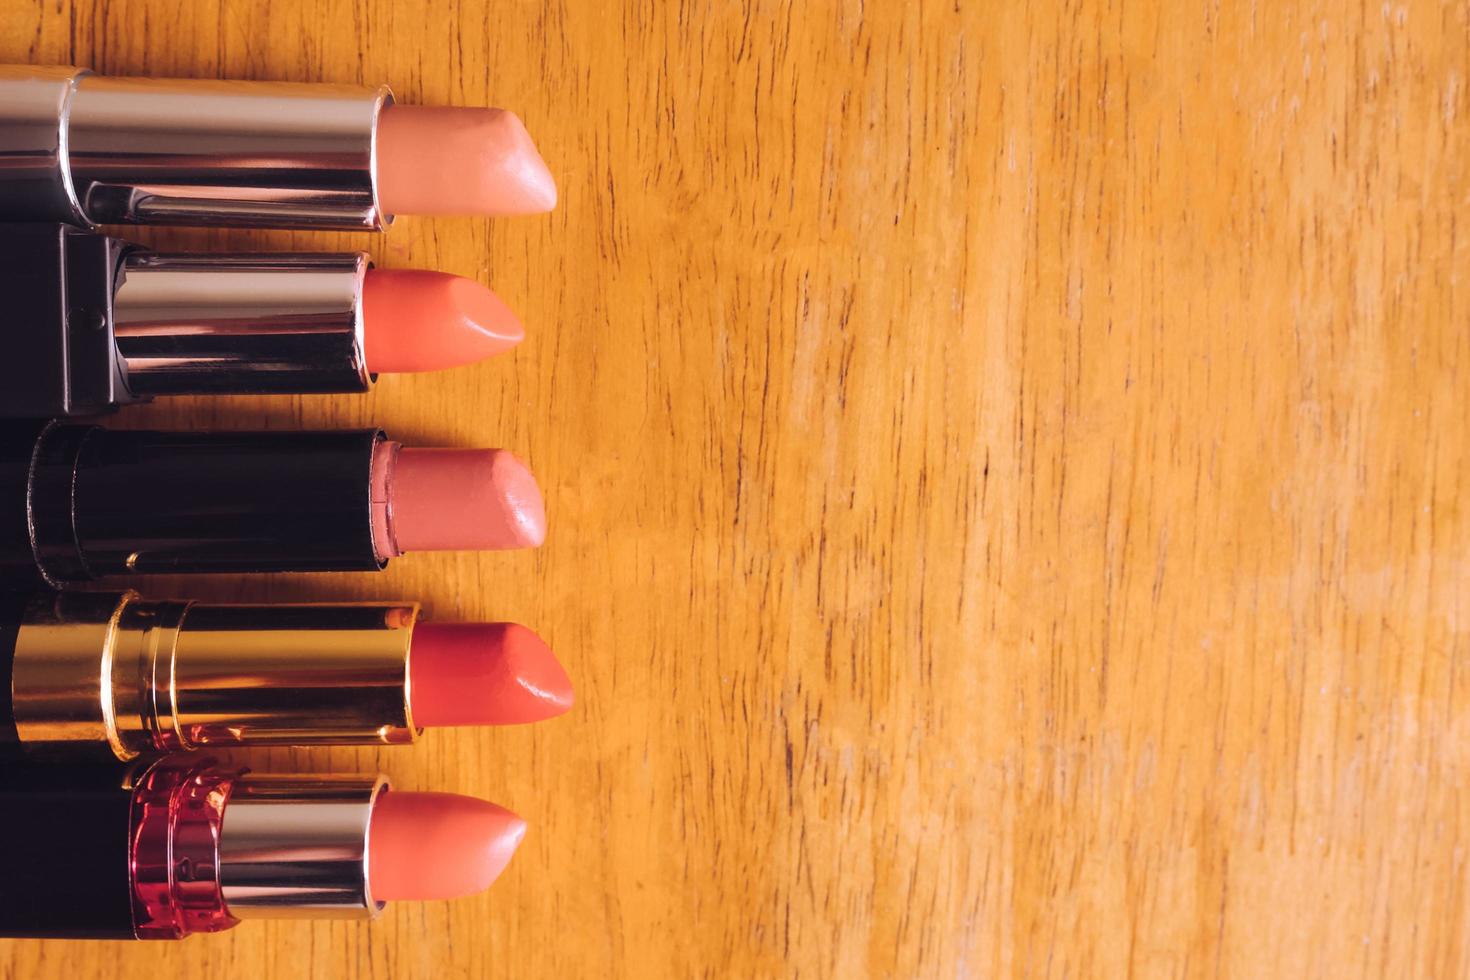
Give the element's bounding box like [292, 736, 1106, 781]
[113, 251, 371, 395]
[218, 774, 387, 919]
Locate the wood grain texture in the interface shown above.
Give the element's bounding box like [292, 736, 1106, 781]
[0, 0, 1467, 976]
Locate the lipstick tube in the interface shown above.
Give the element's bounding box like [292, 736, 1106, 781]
[2, 223, 372, 417]
[0, 421, 545, 587]
[0, 756, 529, 940]
[0, 760, 385, 938]
[0, 591, 418, 760]
[0, 589, 573, 760]
[0, 65, 391, 230]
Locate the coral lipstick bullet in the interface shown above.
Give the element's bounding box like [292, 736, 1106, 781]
[370, 791, 528, 901]
[411, 623, 575, 727]
[377, 106, 558, 216]
[362, 268, 523, 374]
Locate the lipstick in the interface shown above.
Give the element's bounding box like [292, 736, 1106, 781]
[0, 223, 521, 418]
[0, 422, 547, 587]
[0, 590, 572, 761]
[0, 757, 525, 939]
[0, 65, 557, 230]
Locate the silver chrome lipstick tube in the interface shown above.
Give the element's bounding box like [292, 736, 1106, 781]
[0, 225, 376, 415]
[0, 65, 393, 230]
[215, 773, 387, 920]
[113, 251, 371, 395]
[6, 591, 421, 760]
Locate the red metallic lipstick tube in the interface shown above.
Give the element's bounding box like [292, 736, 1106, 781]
[0, 421, 545, 587]
[0, 757, 525, 939]
[0, 591, 572, 761]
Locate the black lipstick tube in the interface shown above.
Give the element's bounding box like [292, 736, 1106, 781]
[0, 421, 386, 586]
[1, 223, 375, 417]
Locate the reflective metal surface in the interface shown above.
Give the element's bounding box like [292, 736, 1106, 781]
[218, 773, 387, 918]
[131, 759, 241, 939]
[162, 601, 418, 749]
[68, 74, 391, 228]
[0, 65, 87, 224]
[9, 592, 419, 759]
[8, 591, 133, 758]
[0, 66, 392, 229]
[113, 251, 372, 396]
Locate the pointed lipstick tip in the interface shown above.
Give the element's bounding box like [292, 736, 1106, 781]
[369, 792, 525, 901]
[503, 623, 574, 719]
[531, 176, 558, 212]
[377, 105, 558, 217]
[490, 450, 548, 548]
[497, 110, 559, 213]
[387, 447, 547, 554]
[362, 269, 523, 375]
[410, 622, 573, 727]
[505, 814, 529, 852]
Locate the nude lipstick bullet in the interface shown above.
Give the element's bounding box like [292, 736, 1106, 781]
[0, 590, 572, 761]
[0, 422, 546, 587]
[0, 223, 524, 417]
[0, 757, 526, 939]
[0, 66, 556, 230]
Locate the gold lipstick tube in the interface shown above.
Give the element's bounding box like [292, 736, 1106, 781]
[7, 591, 419, 760]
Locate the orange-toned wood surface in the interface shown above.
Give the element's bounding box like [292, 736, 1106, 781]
[1, 1, 1468, 976]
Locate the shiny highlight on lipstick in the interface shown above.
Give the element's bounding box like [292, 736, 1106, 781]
[377, 106, 558, 217]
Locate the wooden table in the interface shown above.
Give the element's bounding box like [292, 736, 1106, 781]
[1, 1, 1466, 976]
